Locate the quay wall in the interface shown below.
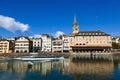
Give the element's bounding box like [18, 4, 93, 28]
[0, 53, 72, 58]
[0, 52, 120, 59]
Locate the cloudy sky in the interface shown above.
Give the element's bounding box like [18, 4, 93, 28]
[0, 0, 120, 38]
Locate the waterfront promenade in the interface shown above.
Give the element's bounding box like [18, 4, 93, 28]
[0, 52, 120, 60]
[0, 52, 72, 58]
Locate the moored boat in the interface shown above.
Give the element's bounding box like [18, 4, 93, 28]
[14, 56, 64, 61]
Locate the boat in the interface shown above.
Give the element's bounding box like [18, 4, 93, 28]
[14, 56, 64, 61]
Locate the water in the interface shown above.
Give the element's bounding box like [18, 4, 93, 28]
[0, 57, 120, 80]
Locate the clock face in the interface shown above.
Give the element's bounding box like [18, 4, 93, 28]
[73, 24, 79, 33]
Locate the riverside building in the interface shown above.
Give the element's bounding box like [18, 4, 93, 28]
[52, 38, 63, 53]
[69, 16, 112, 53]
[15, 36, 33, 53]
[33, 38, 42, 52]
[41, 34, 52, 52]
[0, 39, 14, 53]
[62, 35, 70, 52]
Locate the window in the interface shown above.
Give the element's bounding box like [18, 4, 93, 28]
[76, 43, 78, 45]
[82, 33, 84, 35]
[24, 50, 27, 53]
[89, 33, 91, 35]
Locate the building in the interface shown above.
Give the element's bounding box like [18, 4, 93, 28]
[33, 38, 42, 52]
[0, 35, 2, 41]
[15, 36, 33, 53]
[62, 35, 70, 52]
[52, 38, 63, 53]
[0, 39, 14, 53]
[112, 36, 120, 44]
[69, 16, 112, 53]
[41, 34, 52, 52]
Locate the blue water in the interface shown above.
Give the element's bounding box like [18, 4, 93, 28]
[0, 59, 120, 80]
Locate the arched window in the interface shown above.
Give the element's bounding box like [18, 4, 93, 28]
[16, 50, 19, 53]
[24, 50, 27, 53]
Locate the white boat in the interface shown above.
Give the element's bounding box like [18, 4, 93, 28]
[15, 56, 64, 61]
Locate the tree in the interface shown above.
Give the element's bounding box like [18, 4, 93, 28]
[112, 42, 120, 49]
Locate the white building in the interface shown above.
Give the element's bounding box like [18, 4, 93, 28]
[41, 34, 52, 52]
[62, 35, 70, 52]
[15, 36, 33, 53]
[33, 38, 42, 52]
[112, 37, 120, 44]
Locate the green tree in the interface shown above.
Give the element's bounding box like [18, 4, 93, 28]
[112, 42, 120, 49]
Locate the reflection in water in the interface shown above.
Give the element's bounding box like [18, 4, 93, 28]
[68, 61, 113, 75]
[0, 57, 120, 80]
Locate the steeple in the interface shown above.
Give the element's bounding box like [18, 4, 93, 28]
[72, 15, 79, 34]
[73, 15, 77, 24]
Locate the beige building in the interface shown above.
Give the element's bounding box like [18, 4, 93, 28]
[52, 38, 63, 53]
[69, 16, 112, 53]
[0, 40, 14, 53]
[33, 38, 42, 52]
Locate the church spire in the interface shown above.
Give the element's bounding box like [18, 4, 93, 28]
[72, 15, 79, 34]
[73, 15, 77, 24]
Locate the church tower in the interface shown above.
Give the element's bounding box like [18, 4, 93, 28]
[72, 15, 79, 34]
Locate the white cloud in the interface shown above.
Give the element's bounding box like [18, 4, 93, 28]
[0, 15, 29, 32]
[29, 34, 41, 38]
[55, 31, 64, 38]
[33, 34, 41, 38]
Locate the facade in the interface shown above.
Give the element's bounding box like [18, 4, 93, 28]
[69, 16, 112, 53]
[0, 40, 14, 53]
[69, 31, 111, 53]
[112, 37, 120, 44]
[41, 34, 52, 52]
[62, 35, 70, 52]
[52, 38, 63, 53]
[15, 36, 33, 53]
[33, 38, 42, 52]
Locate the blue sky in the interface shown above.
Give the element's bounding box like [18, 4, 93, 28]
[0, 0, 120, 38]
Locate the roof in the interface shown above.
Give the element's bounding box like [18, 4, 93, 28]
[15, 36, 30, 41]
[0, 39, 14, 43]
[41, 34, 53, 38]
[72, 30, 110, 36]
[0, 39, 9, 42]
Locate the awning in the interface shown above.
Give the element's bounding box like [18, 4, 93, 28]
[70, 46, 111, 49]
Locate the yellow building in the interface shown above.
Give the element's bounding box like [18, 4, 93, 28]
[0, 40, 14, 53]
[69, 16, 112, 53]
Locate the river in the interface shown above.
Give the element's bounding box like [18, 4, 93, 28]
[0, 55, 120, 80]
